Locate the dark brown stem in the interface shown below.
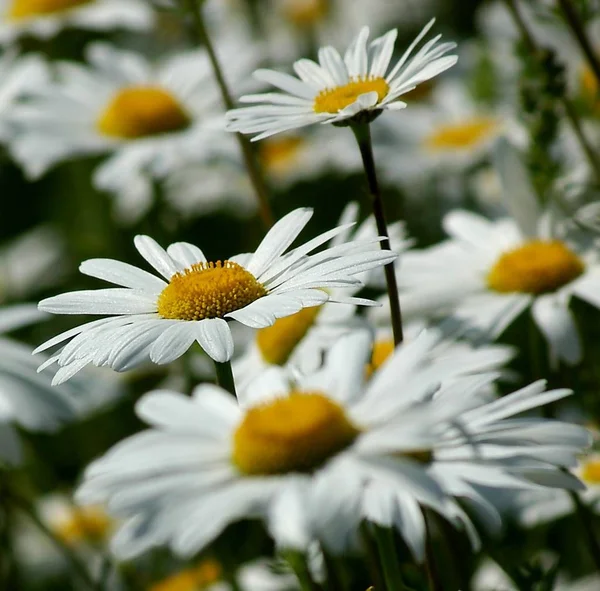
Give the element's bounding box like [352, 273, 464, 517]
[352, 123, 404, 346]
[182, 0, 275, 229]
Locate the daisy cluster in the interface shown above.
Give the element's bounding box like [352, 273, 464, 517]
[1, 0, 600, 590]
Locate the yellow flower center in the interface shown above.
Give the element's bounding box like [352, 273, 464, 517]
[157, 261, 267, 321]
[581, 458, 600, 485]
[313, 77, 389, 114]
[579, 65, 600, 117]
[256, 305, 321, 365]
[403, 80, 435, 103]
[7, 0, 92, 19]
[487, 240, 585, 295]
[259, 136, 305, 174]
[283, 0, 328, 26]
[149, 560, 222, 591]
[232, 391, 360, 475]
[365, 338, 394, 377]
[424, 116, 499, 152]
[52, 505, 111, 546]
[97, 86, 191, 140]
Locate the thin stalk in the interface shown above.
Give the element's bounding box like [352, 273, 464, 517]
[569, 491, 600, 572]
[182, 0, 275, 229]
[283, 551, 322, 591]
[372, 526, 411, 591]
[423, 511, 443, 591]
[351, 123, 404, 345]
[504, 0, 600, 182]
[13, 496, 103, 591]
[557, 0, 600, 88]
[214, 360, 237, 397]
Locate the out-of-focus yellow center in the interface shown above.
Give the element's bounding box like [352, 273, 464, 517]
[149, 560, 222, 591]
[259, 136, 305, 174]
[157, 261, 266, 321]
[97, 86, 191, 140]
[365, 338, 394, 377]
[487, 240, 585, 295]
[7, 0, 92, 19]
[233, 391, 360, 475]
[424, 117, 499, 152]
[581, 458, 600, 485]
[579, 65, 600, 117]
[403, 80, 435, 103]
[52, 505, 111, 546]
[313, 77, 389, 114]
[283, 0, 328, 26]
[256, 306, 321, 365]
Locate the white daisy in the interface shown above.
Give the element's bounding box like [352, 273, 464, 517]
[396, 142, 600, 365]
[233, 202, 411, 390]
[0, 0, 154, 44]
[8, 42, 248, 198]
[35, 208, 396, 383]
[75, 330, 588, 561]
[225, 19, 458, 140]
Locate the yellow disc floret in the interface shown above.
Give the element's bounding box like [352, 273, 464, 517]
[259, 136, 304, 174]
[157, 261, 267, 321]
[149, 559, 222, 591]
[313, 77, 389, 114]
[365, 338, 394, 377]
[53, 505, 112, 546]
[7, 0, 92, 19]
[487, 240, 585, 295]
[233, 391, 360, 475]
[256, 306, 322, 365]
[424, 117, 499, 152]
[579, 65, 600, 117]
[283, 0, 328, 27]
[97, 86, 191, 140]
[581, 457, 600, 485]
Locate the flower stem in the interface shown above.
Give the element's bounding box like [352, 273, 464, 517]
[352, 123, 404, 346]
[181, 0, 275, 229]
[11, 494, 103, 591]
[557, 0, 600, 88]
[569, 491, 600, 572]
[283, 550, 322, 591]
[504, 0, 600, 183]
[372, 525, 412, 591]
[423, 511, 443, 591]
[214, 360, 237, 397]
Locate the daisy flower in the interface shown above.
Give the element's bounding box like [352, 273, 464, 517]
[397, 142, 600, 365]
[9, 42, 249, 199]
[35, 208, 396, 383]
[0, 0, 153, 44]
[75, 330, 588, 560]
[225, 19, 458, 140]
[233, 202, 411, 390]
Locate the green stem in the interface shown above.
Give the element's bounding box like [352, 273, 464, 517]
[182, 0, 275, 229]
[214, 360, 237, 397]
[557, 0, 600, 89]
[283, 551, 322, 591]
[12, 495, 103, 591]
[351, 123, 404, 346]
[423, 511, 443, 591]
[569, 491, 600, 572]
[372, 526, 412, 591]
[504, 0, 600, 183]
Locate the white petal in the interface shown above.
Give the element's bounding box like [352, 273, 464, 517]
[134, 235, 181, 279]
[166, 242, 207, 268]
[150, 323, 197, 365]
[80, 258, 166, 293]
[39, 289, 157, 315]
[195, 319, 234, 362]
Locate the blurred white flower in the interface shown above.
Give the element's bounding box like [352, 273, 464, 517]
[0, 0, 154, 44]
[226, 20, 457, 139]
[35, 208, 396, 381]
[76, 330, 588, 560]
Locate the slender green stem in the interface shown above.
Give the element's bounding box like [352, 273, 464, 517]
[423, 511, 443, 591]
[351, 123, 404, 346]
[557, 0, 600, 88]
[283, 551, 322, 591]
[504, 0, 600, 183]
[182, 0, 275, 229]
[372, 526, 412, 591]
[12, 495, 103, 591]
[569, 491, 600, 572]
[214, 360, 237, 397]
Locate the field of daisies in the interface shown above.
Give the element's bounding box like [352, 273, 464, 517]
[3, 0, 600, 589]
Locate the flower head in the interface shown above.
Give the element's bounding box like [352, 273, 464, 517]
[36, 208, 396, 383]
[226, 19, 457, 139]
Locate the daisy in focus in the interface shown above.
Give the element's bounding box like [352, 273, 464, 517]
[0, 0, 153, 44]
[9, 42, 248, 203]
[75, 331, 588, 561]
[397, 142, 600, 365]
[225, 19, 458, 140]
[35, 208, 396, 383]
